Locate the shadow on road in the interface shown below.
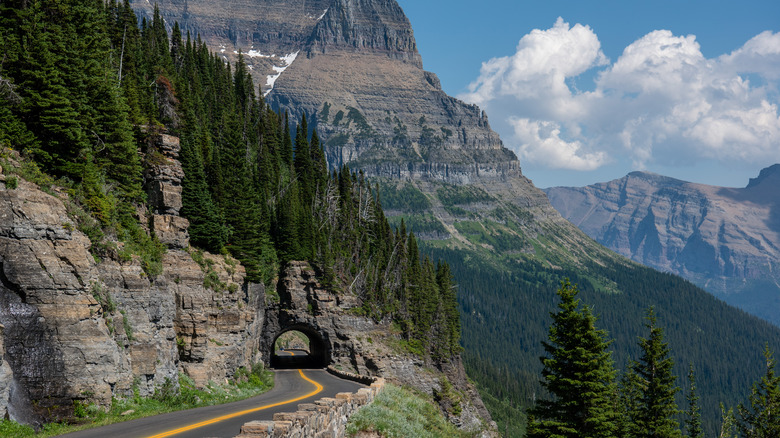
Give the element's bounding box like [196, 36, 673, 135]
[271, 349, 326, 369]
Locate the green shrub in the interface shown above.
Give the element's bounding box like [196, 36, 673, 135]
[346, 384, 469, 438]
[0, 419, 35, 437]
[378, 183, 431, 212]
[6, 176, 18, 189]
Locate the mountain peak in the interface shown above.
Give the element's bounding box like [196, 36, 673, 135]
[746, 164, 780, 189]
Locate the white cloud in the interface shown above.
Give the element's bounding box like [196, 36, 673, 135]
[461, 20, 780, 171]
[511, 118, 607, 170]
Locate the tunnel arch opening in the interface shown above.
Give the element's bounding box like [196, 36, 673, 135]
[270, 325, 330, 369]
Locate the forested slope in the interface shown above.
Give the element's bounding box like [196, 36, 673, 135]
[425, 244, 780, 436]
[0, 0, 461, 408]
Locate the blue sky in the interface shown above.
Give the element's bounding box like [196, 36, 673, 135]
[396, 0, 780, 188]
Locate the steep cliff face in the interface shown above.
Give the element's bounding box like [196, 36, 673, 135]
[0, 136, 495, 432]
[131, 0, 596, 275]
[0, 138, 265, 426]
[545, 166, 780, 325]
[131, 0, 512, 182]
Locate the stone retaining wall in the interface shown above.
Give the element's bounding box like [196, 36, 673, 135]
[325, 365, 378, 386]
[234, 377, 386, 438]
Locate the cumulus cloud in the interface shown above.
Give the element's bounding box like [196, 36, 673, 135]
[460, 19, 780, 171]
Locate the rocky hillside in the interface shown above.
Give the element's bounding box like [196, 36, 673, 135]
[0, 137, 264, 425]
[132, 0, 620, 273]
[545, 165, 780, 325]
[129, 1, 780, 433]
[0, 136, 493, 433]
[132, 0, 510, 173]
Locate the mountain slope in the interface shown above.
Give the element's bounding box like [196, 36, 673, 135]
[545, 166, 780, 325]
[132, 1, 780, 435]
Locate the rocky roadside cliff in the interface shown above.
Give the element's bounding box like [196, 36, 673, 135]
[0, 135, 264, 425]
[0, 135, 495, 434]
[545, 165, 780, 325]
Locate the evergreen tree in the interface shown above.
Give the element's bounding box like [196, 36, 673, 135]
[719, 404, 738, 438]
[527, 280, 618, 438]
[178, 98, 227, 252]
[737, 345, 780, 437]
[617, 365, 643, 438]
[685, 363, 703, 438]
[631, 308, 682, 438]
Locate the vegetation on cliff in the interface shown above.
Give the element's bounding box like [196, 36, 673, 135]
[0, 0, 461, 362]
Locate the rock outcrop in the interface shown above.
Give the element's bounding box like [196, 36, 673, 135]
[544, 166, 780, 325]
[262, 261, 495, 433]
[129, 0, 597, 290]
[0, 138, 265, 426]
[0, 136, 494, 433]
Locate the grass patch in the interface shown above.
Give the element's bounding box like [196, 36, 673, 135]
[0, 365, 273, 437]
[453, 220, 527, 253]
[346, 384, 470, 438]
[378, 182, 431, 212]
[388, 214, 447, 236]
[436, 184, 493, 207]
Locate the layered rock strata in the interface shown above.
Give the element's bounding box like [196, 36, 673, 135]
[545, 166, 780, 325]
[131, 0, 514, 184]
[0, 138, 264, 425]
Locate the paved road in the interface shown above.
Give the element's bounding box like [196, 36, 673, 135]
[60, 367, 363, 438]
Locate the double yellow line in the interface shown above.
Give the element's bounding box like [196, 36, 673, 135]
[147, 367, 323, 438]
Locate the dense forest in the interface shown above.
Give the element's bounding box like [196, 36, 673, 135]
[426, 246, 780, 436]
[526, 280, 780, 438]
[0, 0, 460, 362]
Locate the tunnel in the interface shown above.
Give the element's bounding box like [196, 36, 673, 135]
[270, 324, 330, 369]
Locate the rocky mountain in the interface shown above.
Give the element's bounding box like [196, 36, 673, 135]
[0, 136, 492, 433]
[129, 1, 780, 433]
[131, 0, 614, 272]
[132, 0, 513, 180]
[545, 165, 780, 325]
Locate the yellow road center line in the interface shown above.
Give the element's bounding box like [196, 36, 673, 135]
[146, 368, 323, 438]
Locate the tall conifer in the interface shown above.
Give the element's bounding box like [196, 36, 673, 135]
[631, 308, 682, 438]
[737, 345, 780, 437]
[527, 280, 618, 438]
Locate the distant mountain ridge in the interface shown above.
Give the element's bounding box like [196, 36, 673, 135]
[545, 165, 780, 325]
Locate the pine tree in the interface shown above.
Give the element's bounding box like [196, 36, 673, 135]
[527, 280, 618, 438]
[737, 345, 780, 437]
[685, 363, 703, 438]
[436, 261, 461, 355]
[632, 308, 682, 438]
[617, 365, 643, 438]
[179, 98, 227, 252]
[720, 404, 738, 438]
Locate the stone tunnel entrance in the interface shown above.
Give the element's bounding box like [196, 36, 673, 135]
[270, 325, 330, 369]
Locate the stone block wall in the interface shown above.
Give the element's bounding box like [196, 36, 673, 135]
[234, 378, 386, 438]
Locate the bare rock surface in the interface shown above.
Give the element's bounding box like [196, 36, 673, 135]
[0, 141, 264, 426]
[545, 165, 780, 325]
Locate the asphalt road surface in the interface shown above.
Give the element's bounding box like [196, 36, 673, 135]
[60, 365, 363, 438]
